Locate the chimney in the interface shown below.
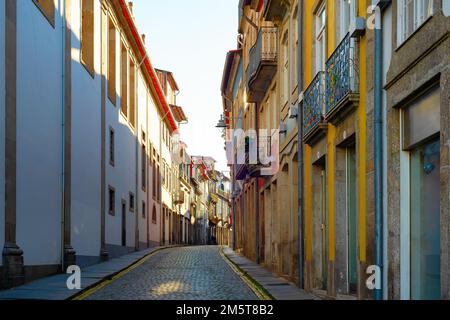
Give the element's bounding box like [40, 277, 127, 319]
[141, 34, 146, 44]
[128, 2, 133, 14]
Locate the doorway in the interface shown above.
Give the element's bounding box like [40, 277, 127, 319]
[410, 139, 441, 300]
[312, 157, 327, 290]
[121, 200, 126, 247]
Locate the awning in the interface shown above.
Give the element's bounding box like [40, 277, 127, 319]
[170, 104, 188, 123]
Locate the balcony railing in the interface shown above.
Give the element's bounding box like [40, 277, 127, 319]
[325, 34, 359, 116]
[246, 27, 277, 103]
[303, 72, 326, 136]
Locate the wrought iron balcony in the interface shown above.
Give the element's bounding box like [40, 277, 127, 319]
[246, 27, 278, 103]
[263, 0, 288, 21]
[325, 34, 359, 122]
[303, 71, 326, 142]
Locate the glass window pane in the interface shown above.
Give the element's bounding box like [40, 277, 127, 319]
[403, 87, 440, 149]
[410, 139, 441, 300]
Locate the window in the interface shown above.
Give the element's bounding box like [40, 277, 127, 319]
[142, 132, 147, 190]
[340, 0, 352, 41]
[108, 18, 116, 105]
[81, 0, 94, 76]
[121, 43, 128, 117]
[129, 192, 135, 212]
[282, 31, 289, 105]
[316, 4, 327, 73]
[129, 60, 136, 127]
[291, 11, 298, 93]
[157, 162, 161, 201]
[398, 0, 433, 45]
[33, 0, 55, 26]
[109, 127, 115, 166]
[152, 159, 157, 198]
[152, 206, 157, 224]
[108, 186, 115, 216]
[403, 87, 440, 149]
[142, 201, 146, 219]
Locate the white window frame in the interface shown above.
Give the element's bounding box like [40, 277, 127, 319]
[316, 3, 327, 73]
[282, 29, 289, 106]
[339, 0, 357, 41]
[397, 0, 434, 46]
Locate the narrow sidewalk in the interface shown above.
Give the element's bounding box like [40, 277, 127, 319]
[222, 247, 315, 300]
[0, 246, 174, 300]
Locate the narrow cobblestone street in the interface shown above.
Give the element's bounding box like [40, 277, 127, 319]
[86, 246, 258, 300]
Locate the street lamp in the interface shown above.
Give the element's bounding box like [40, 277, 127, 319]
[215, 114, 243, 129]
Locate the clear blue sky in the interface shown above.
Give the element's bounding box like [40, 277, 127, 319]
[133, 0, 239, 174]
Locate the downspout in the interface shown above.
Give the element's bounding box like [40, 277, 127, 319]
[255, 104, 260, 264]
[373, 2, 384, 301]
[61, 0, 66, 272]
[297, 0, 305, 288]
[135, 65, 139, 251]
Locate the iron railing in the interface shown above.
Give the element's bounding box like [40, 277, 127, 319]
[303, 71, 326, 136]
[246, 27, 278, 92]
[325, 33, 359, 114]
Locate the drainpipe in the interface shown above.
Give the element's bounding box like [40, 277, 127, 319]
[255, 104, 260, 264]
[60, 0, 66, 272]
[297, 0, 305, 289]
[373, 2, 384, 301]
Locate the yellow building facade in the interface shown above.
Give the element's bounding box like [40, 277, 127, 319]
[222, 0, 375, 299]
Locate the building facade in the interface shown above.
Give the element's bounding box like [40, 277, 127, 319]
[222, 0, 450, 300]
[0, 0, 227, 289]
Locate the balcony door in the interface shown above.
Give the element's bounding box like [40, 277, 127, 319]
[315, 4, 327, 74]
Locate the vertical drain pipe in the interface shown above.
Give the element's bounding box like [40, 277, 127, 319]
[60, 0, 66, 272]
[255, 103, 260, 265]
[373, 2, 383, 301]
[297, 0, 305, 288]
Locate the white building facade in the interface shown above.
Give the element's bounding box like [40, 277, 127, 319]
[0, 0, 184, 288]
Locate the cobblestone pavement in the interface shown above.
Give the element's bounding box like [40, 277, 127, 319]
[86, 246, 258, 300]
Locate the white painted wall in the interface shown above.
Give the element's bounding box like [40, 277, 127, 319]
[148, 94, 161, 245]
[0, 0, 5, 264]
[137, 72, 148, 246]
[105, 24, 136, 249]
[70, 0, 101, 257]
[15, 0, 63, 265]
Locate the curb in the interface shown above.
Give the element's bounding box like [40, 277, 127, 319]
[219, 246, 274, 301]
[70, 245, 182, 300]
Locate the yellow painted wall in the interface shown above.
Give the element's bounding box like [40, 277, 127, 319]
[357, 0, 367, 263]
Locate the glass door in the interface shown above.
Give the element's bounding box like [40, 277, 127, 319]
[410, 139, 440, 300]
